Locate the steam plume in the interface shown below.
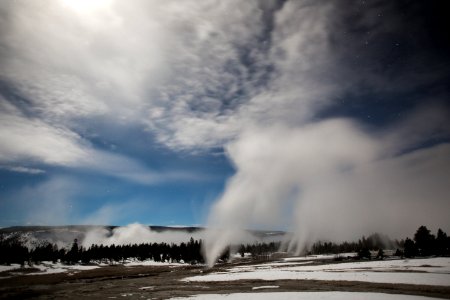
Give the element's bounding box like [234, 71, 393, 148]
[204, 117, 450, 265]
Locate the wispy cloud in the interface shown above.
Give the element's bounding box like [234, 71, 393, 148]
[2, 1, 448, 154]
[0, 165, 45, 175]
[81, 201, 149, 226]
[0, 96, 202, 184]
[17, 177, 80, 226]
[1, 0, 338, 153]
[0, 99, 87, 166]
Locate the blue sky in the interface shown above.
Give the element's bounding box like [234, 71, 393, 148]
[0, 1, 449, 239]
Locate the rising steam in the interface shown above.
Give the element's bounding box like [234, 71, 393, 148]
[81, 223, 283, 253]
[203, 116, 450, 266]
[81, 223, 203, 247]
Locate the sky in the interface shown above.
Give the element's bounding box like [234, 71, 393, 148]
[0, 0, 449, 243]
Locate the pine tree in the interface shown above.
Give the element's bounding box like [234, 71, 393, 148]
[414, 226, 435, 256]
[404, 238, 417, 258]
[436, 228, 448, 256]
[66, 239, 80, 264]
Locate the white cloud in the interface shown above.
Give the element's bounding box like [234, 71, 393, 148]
[1, 0, 341, 152]
[0, 100, 88, 166]
[0, 166, 45, 174]
[2, 1, 446, 156]
[146, 0, 341, 149]
[0, 97, 202, 184]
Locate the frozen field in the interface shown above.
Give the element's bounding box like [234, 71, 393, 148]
[171, 291, 446, 300]
[0, 262, 100, 275]
[184, 257, 450, 286]
[1, 257, 450, 299]
[0, 259, 183, 276]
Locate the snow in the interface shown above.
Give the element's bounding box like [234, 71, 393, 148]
[123, 259, 184, 267]
[247, 261, 312, 268]
[183, 257, 450, 286]
[229, 257, 450, 275]
[0, 263, 89, 275]
[252, 285, 279, 290]
[0, 264, 21, 272]
[18, 262, 100, 275]
[170, 292, 445, 300]
[283, 253, 357, 262]
[0, 258, 186, 276]
[39, 258, 186, 273]
[284, 257, 450, 274]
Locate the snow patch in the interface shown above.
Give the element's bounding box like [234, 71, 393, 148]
[123, 259, 184, 267]
[19, 262, 99, 275]
[252, 285, 279, 290]
[0, 264, 21, 272]
[170, 292, 445, 300]
[283, 253, 357, 262]
[183, 257, 450, 286]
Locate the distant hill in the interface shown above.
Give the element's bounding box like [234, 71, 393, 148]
[0, 225, 287, 249]
[0, 225, 204, 234]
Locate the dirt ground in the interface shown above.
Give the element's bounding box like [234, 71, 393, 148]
[1, 263, 450, 299]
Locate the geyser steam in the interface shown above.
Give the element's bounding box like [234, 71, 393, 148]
[203, 118, 450, 266]
[82, 223, 204, 248]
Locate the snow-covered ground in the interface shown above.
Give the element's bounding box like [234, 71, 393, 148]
[183, 257, 450, 286]
[0, 264, 22, 272]
[170, 292, 446, 300]
[282, 253, 357, 262]
[0, 259, 184, 276]
[252, 285, 279, 290]
[0, 263, 99, 276]
[122, 258, 185, 267]
[22, 262, 99, 275]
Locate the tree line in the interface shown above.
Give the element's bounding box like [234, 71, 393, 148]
[237, 242, 280, 259]
[401, 226, 449, 258]
[1, 225, 448, 266]
[307, 226, 450, 259]
[309, 232, 398, 258]
[0, 237, 207, 266]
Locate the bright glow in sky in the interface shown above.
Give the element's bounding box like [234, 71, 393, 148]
[61, 0, 112, 12]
